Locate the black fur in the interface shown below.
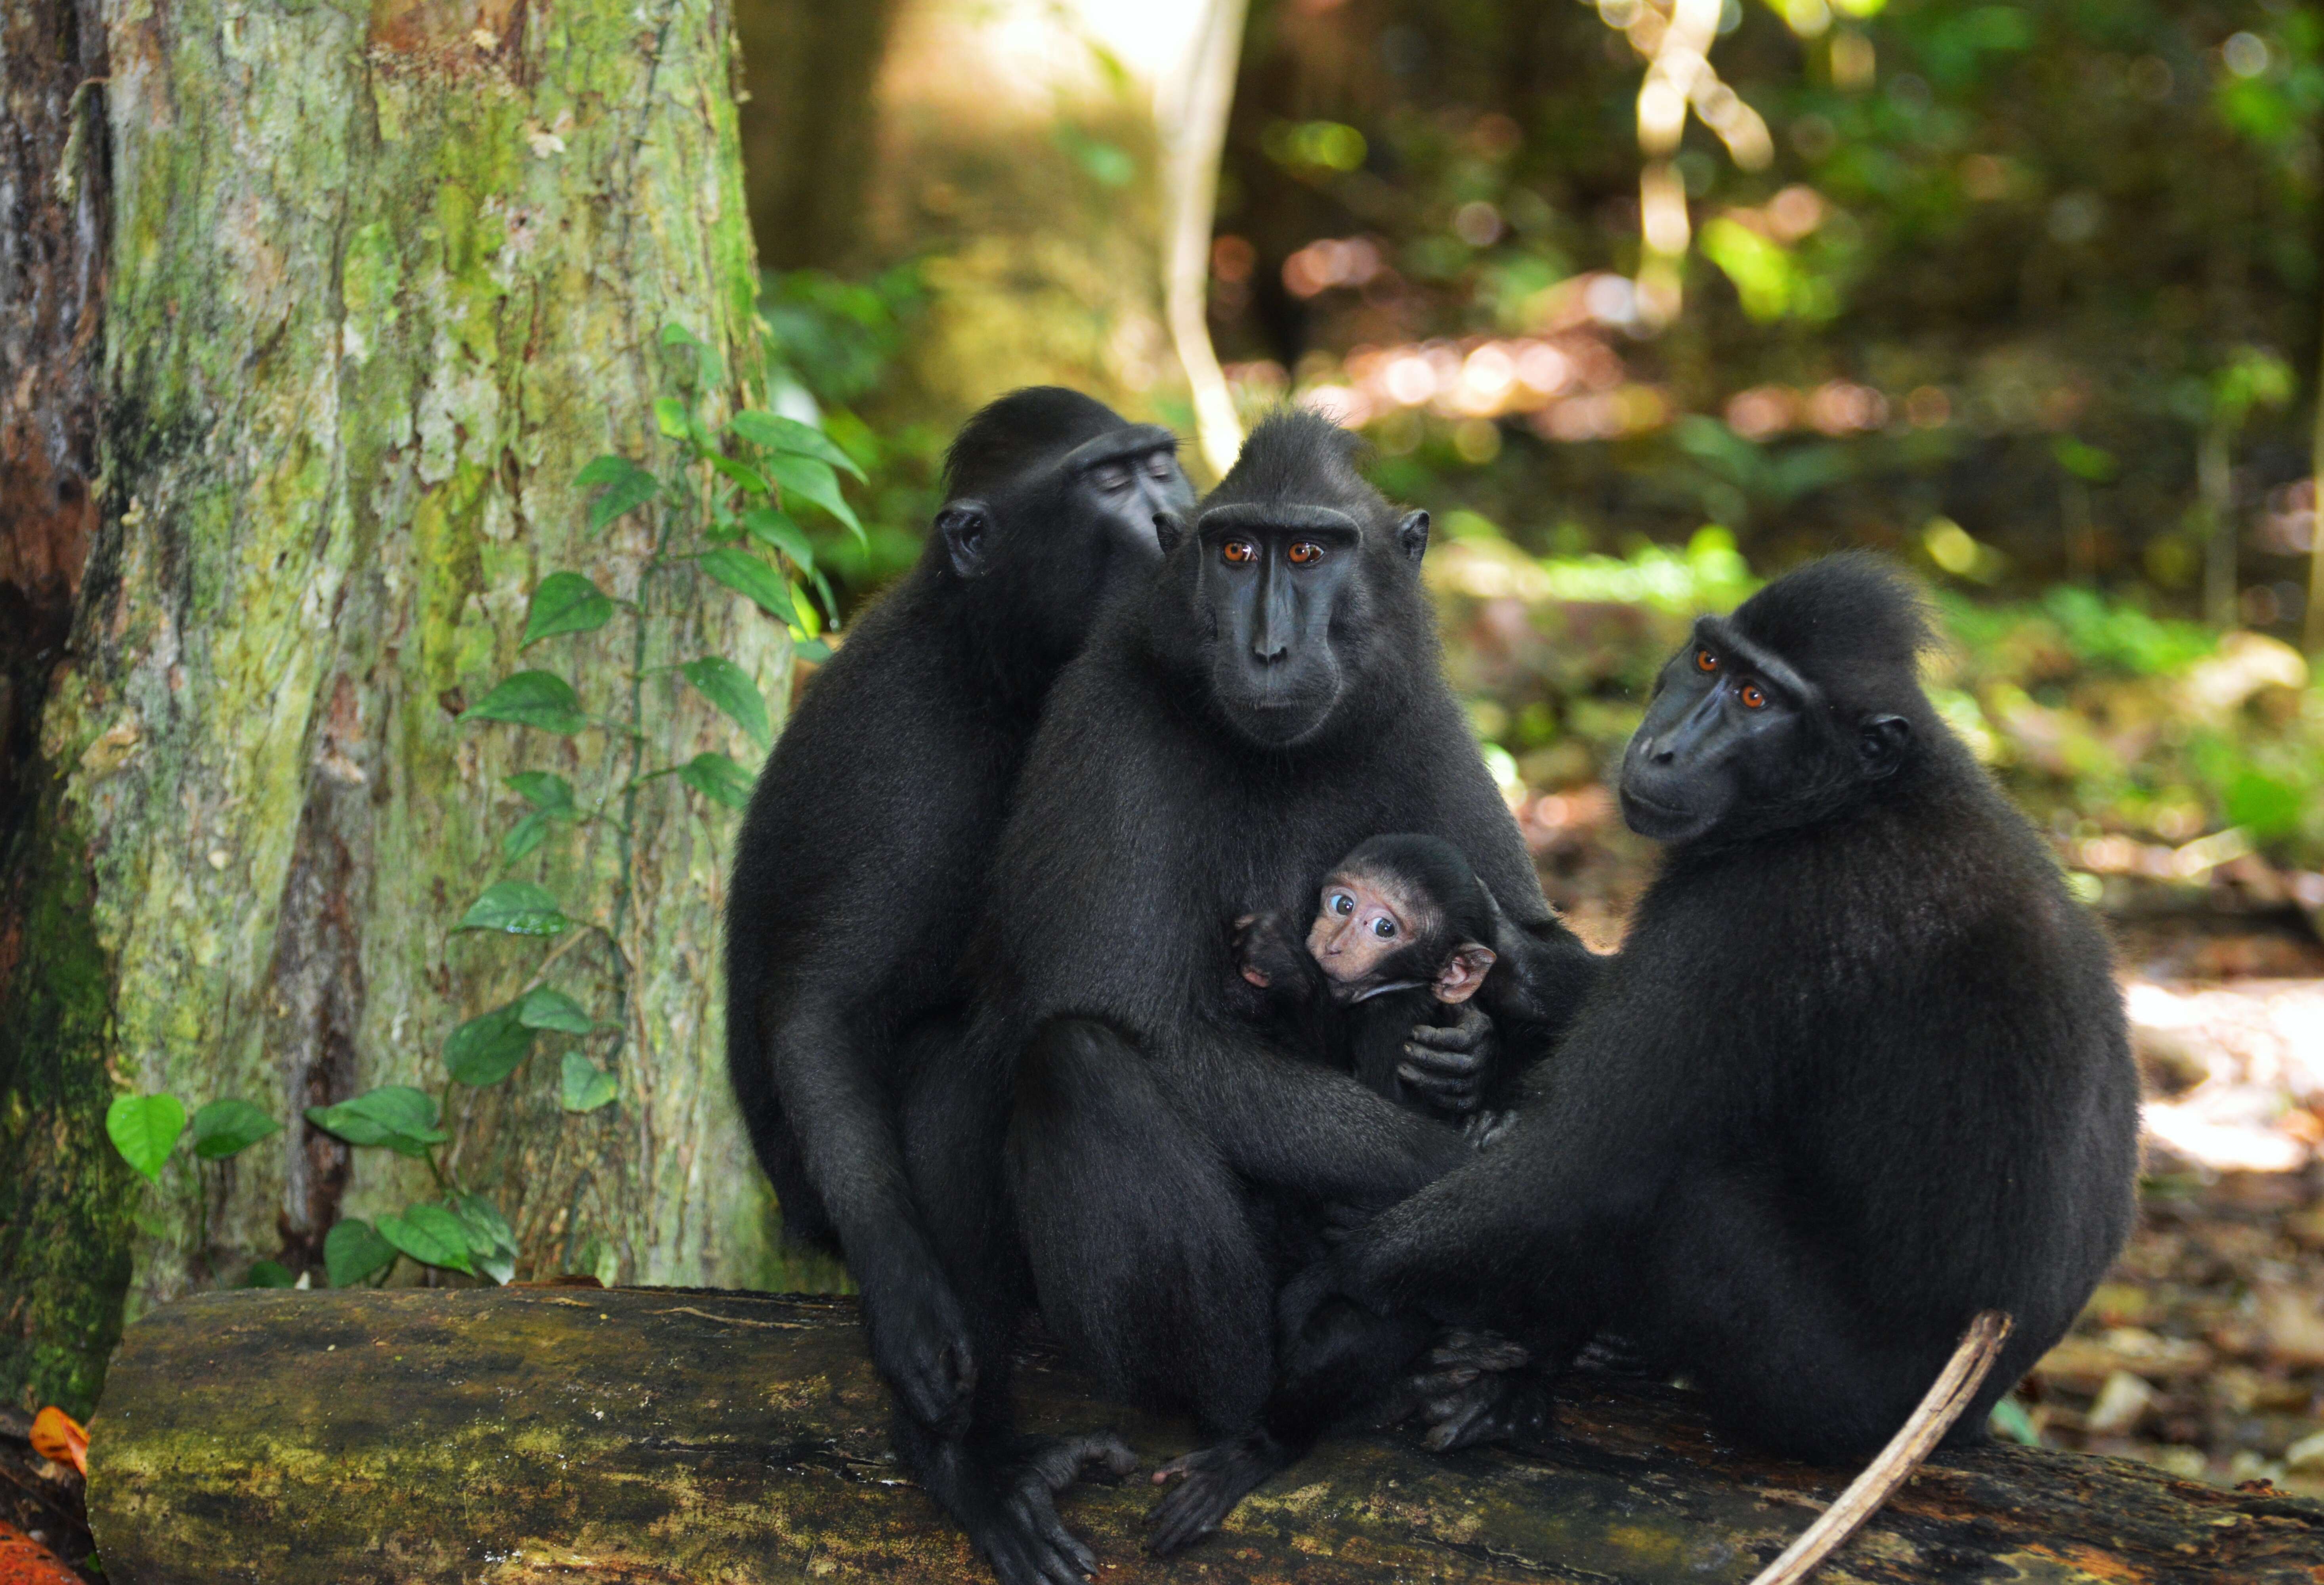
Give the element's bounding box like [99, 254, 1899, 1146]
[1253, 552, 2139, 1524]
[724, 387, 1190, 1585]
[974, 412, 1601, 1553]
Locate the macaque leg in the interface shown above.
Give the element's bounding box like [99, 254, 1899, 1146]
[1637, 1174, 1965, 1463]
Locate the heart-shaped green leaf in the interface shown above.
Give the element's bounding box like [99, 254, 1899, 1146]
[447, 1192, 519, 1285]
[793, 637, 833, 663]
[377, 1205, 475, 1274]
[106, 1093, 186, 1183]
[523, 572, 615, 646]
[244, 1260, 297, 1289]
[324, 1218, 397, 1288]
[516, 986, 596, 1034]
[580, 455, 660, 532]
[741, 506, 814, 572]
[506, 771, 576, 813]
[304, 1086, 449, 1157]
[676, 751, 756, 811]
[192, 1097, 283, 1161]
[766, 454, 863, 542]
[457, 880, 571, 935]
[444, 1004, 535, 1086]
[465, 671, 588, 734]
[729, 412, 867, 482]
[561, 1052, 620, 1113]
[680, 657, 771, 750]
[700, 548, 798, 624]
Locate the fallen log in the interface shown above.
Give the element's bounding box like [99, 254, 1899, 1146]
[86, 1287, 2324, 1584]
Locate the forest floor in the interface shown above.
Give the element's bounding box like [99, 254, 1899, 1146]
[6, 796, 2320, 1580]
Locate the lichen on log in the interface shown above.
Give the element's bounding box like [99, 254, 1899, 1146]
[86, 1288, 2324, 1583]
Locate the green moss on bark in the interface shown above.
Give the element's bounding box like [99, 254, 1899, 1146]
[0, 796, 133, 1416]
[0, 0, 813, 1409]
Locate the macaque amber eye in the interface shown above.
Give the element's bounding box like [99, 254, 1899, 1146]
[1287, 541, 1325, 566]
[1329, 891, 1354, 916]
[1221, 539, 1257, 566]
[1372, 916, 1397, 939]
[1695, 648, 1718, 673]
[1740, 681, 1767, 709]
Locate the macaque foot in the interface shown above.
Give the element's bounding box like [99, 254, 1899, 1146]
[1416, 1362, 1558, 1453]
[1376, 1331, 1558, 1452]
[1145, 1432, 1289, 1556]
[942, 1431, 1137, 1585]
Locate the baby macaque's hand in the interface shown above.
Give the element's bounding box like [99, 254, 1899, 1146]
[1232, 911, 1308, 992]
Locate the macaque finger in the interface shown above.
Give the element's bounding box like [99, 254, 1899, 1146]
[1401, 1037, 1488, 1075]
[1403, 1020, 1491, 1054]
[1396, 1063, 1480, 1101]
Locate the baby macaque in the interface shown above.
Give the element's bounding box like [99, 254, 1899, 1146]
[1236, 834, 1568, 1120]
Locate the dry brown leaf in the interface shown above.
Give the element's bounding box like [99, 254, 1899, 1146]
[26, 1408, 86, 1479]
[0, 1521, 80, 1585]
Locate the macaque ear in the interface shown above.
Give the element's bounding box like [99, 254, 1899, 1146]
[1153, 508, 1188, 556]
[1434, 943, 1497, 1004]
[1396, 509, 1430, 563]
[938, 500, 993, 578]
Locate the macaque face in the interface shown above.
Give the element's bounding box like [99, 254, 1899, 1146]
[1306, 871, 1427, 996]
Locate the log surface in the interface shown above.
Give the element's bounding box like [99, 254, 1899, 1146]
[86, 1287, 2324, 1584]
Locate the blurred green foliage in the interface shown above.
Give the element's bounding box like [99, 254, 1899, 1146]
[760, 266, 942, 602]
[1432, 519, 2324, 870]
[1215, 0, 2324, 628]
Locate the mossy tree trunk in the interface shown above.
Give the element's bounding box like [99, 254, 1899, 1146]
[0, 0, 819, 1415]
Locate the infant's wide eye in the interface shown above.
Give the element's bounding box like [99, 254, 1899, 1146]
[1695, 648, 1718, 673]
[1740, 681, 1767, 709]
[1222, 539, 1257, 566]
[1287, 541, 1324, 566]
[1330, 891, 1353, 916]
[1372, 917, 1396, 939]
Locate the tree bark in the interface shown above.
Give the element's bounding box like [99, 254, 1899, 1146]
[86, 1287, 2324, 1584]
[0, 0, 819, 1417]
[0, 0, 107, 853]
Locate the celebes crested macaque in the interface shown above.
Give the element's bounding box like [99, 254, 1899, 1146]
[1234, 834, 1569, 1119]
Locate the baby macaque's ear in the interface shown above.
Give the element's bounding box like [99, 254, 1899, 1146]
[1434, 943, 1497, 1004]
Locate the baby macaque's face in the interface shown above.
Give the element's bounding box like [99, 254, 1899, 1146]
[1305, 865, 1497, 1005]
[1306, 871, 1425, 993]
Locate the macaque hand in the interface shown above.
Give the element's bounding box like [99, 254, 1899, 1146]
[865, 1268, 978, 1436]
[1232, 910, 1308, 992]
[1397, 1002, 1497, 1115]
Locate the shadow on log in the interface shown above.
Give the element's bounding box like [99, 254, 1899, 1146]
[86, 1288, 2324, 1583]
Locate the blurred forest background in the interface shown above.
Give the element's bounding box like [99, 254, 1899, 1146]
[5, 0, 2324, 1552]
[736, 0, 2324, 1498]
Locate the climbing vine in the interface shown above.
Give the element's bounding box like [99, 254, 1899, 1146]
[104, 323, 858, 1289]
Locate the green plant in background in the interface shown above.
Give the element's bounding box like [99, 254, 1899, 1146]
[760, 267, 939, 607]
[105, 324, 868, 1288]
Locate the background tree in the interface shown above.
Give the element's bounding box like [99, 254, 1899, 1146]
[0, 0, 813, 1413]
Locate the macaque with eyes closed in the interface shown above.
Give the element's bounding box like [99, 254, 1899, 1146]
[1234, 834, 1574, 1124]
